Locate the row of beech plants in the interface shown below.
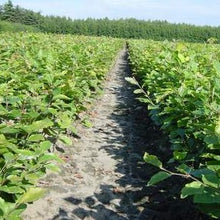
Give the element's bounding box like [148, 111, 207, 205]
[0, 32, 123, 219]
[127, 39, 220, 219]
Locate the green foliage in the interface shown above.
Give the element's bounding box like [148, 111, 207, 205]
[147, 171, 171, 186]
[0, 21, 39, 32]
[0, 32, 123, 219]
[143, 152, 163, 168]
[128, 39, 220, 218]
[17, 188, 46, 204]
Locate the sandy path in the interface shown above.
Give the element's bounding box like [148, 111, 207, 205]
[22, 49, 150, 220]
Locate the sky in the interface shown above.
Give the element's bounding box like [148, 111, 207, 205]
[0, 0, 219, 26]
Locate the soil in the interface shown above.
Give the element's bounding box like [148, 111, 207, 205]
[22, 49, 210, 220]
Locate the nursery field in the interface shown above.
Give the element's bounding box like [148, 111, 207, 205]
[0, 31, 220, 219]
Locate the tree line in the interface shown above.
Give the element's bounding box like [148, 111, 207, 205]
[0, 0, 220, 43]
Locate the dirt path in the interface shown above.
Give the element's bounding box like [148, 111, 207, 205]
[22, 49, 146, 220]
[22, 49, 205, 220]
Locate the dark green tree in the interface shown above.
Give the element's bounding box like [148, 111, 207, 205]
[0, 1, 220, 43]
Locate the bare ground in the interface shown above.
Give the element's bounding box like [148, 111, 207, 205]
[22, 49, 209, 220]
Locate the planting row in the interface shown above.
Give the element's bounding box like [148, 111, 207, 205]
[127, 40, 220, 219]
[0, 32, 123, 219]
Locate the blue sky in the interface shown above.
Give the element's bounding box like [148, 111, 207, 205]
[0, 0, 219, 26]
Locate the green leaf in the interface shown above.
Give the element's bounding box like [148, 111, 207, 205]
[39, 141, 52, 151]
[204, 135, 219, 146]
[0, 186, 25, 194]
[0, 135, 18, 153]
[173, 151, 187, 160]
[59, 135, 72, 145]
[38, 153, 62, 163]
[202, 174, 220, 188]
[147, 171, 170, 186]
[0, 134, 7, 144]
[17, 188, 46, 204]
[3, 152, 15, 162]
[9, 110, 22, 118]
[214, 61, 220, 74]
[45, 164, 61, 172]
[17, 149, 36, 160]
[52, 94, 71, 101]
[6, 204, 26, 220]
[57, 113, 72, 129]
[0, 198, 15, 216]
[178, 53, 185, 63]
[0, 127, 20, 134]
[26, 111, 40, 120]
[215, 121, 220, 136]
[133, 89, 143, 94]
[28, 134, 45, 142]
[24, 173, 39, 183]
[194, 189, 220, 204]
[207, 160, 220, 173]
[22, 119, 53, 133]
[181, 181, 204, 198]
[125, 77, 139, 86]
[83, 119, 93, 128]
[143, 152, 163, 168]
[191, 168, 214, 178]
[0, 198, 7, 215]
[69, 126, 77, 135]
[6, 175, 22, 183]
[177, 164, 193, 174]
[48, 108, 58, 115]
[0, 105, 7, 116]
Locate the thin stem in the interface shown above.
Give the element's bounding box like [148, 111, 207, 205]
[131, 76, 156, 106]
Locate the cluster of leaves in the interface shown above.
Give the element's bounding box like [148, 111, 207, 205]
[127, 39, 220, 218]
[0, 32, 123, 219]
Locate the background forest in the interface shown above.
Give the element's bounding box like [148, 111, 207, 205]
[0, 1, 220, 42]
